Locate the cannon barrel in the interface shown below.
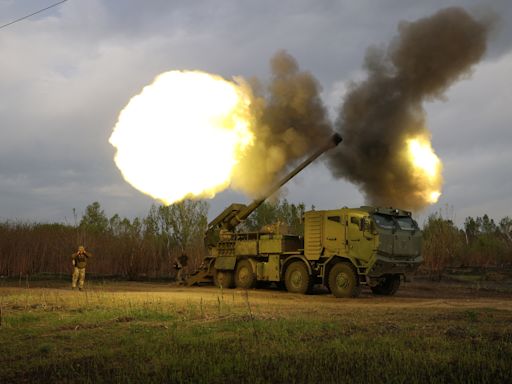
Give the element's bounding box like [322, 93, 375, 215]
[206, 132, 342, 234]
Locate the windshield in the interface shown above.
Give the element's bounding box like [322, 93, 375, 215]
[396, 216, 417, 231]
[372, 214, 396, 230]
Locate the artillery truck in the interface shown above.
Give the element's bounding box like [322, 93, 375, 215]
[187, 133, 423, 297]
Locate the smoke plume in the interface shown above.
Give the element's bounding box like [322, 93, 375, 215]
[231, 50, 332, 197]
[328, 7, 489, 210]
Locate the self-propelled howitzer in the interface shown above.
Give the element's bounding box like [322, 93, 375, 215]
[187, 132, 423, 297]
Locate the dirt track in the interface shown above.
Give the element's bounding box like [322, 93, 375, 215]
[157, 284, 512, 316]
[3, 279, 510, 315]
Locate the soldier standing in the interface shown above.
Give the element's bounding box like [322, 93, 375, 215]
[173, 253, 189, 284]
[71, 245, 92, 290]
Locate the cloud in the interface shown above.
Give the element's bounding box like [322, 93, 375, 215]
[0, 0, 510, 225]
[419, 51, 512, 224]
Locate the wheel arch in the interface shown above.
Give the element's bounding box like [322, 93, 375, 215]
[322, 255, 356, 286]
[281, 255, 313, 280]
[233, 256, 259, 273]
[244, 256, 258, 272]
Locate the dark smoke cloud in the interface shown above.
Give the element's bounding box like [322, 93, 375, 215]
[328, 7, 489, 211]
[232, 50, 332, 197]
[260, 50, 332, 152]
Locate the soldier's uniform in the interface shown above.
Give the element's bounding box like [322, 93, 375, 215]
[71, 246, 92, 290]
[174, 253, 188, 284]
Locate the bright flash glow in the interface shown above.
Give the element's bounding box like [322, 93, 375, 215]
[406, 136, 443, 204]
[109, 71, 255, 204]
[429, 190, 442, 202]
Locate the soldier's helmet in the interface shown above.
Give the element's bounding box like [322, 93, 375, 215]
[78, 245, 85, 252]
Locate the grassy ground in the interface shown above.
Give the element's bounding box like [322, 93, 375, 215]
[0, 280, 511, 383]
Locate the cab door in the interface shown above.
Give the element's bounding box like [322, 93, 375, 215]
[346, 214, 375, 262]
[323, 214, 344, 256]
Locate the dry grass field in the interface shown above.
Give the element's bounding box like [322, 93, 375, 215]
[1, 278, 511, 383]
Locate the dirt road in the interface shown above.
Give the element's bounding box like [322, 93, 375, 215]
[2, 279, 510, 316]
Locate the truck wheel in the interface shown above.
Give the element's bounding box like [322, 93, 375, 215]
[328, 263, 361, 298]
[235, 260, 256, 289]
[371, 274, 400, 296]
[214, 269, 234, 289]
[284, 261, 312, 294]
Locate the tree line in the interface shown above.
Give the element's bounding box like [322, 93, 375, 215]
[422, 212, 512, 279]
[0, 200, 510, 279]
[0, 201, 208, 280]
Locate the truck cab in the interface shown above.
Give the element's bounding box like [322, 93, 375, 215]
[304, 206, 422, 296]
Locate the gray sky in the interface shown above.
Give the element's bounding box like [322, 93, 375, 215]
[0, 0, 511, 227]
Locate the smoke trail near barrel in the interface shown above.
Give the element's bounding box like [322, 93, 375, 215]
[231, 50, 332, 197]
[328, 7, 489, 210]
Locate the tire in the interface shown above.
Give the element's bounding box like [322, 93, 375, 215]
[235, 260, 256, 289]
[371, 274, 401, 296]
[213, 269, 234, 289]
[328, 262, 361, 298]
[284, 261, 312, 294]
